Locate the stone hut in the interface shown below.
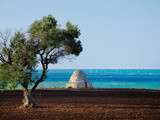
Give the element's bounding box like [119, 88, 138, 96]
[66, 70, 93, 88]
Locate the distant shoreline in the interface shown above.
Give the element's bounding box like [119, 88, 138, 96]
[1, 88, 160, 92]
[38, 68, 160, 70]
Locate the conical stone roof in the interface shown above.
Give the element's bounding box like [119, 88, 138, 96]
[66, 70, 93, 88]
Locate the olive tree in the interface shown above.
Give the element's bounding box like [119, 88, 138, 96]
[0, 15, 83, 108]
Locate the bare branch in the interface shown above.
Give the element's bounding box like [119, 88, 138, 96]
[0, 30, 12, 64]
[0, 30, 11, 48]
[46, 47, 67, 64]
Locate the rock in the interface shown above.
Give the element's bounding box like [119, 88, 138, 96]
[66, 70, 93, 88]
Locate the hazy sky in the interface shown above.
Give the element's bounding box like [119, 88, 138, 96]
[0, 0, 160, 69]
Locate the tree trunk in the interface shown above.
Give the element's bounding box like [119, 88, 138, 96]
[22, 90, 35, 108]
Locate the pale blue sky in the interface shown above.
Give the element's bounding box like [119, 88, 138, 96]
[0, 0, 160, 69]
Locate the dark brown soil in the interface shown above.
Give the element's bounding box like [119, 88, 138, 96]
[0, 89, 160, 120]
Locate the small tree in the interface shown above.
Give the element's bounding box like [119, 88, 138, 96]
[0, 15, 83, 108]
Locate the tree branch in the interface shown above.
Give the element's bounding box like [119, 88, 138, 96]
[0, 54, 5, 63]
[31, 47, 66, 93]
[31, 52, 47, 93]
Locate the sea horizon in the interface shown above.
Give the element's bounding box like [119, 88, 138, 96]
[37, 68, 160, 71]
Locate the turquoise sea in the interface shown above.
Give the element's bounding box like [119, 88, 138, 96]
[37, 69, 160, 90]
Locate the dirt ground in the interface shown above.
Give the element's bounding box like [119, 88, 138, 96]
[0, 89, 160, 120]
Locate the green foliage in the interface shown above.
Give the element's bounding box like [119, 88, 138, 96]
[29, 15, 59, 48]
[10, 32, 37, 67]
[63, 22, 82, 56]
[29, 15, 83, 56]
[0, 64, 17, 89]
